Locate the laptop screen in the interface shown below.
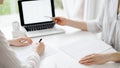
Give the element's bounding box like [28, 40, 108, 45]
[18, 0, 55, 25]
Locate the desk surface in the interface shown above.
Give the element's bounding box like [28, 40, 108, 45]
[11, 26, 120, 68]
[2, 14, 119, 68]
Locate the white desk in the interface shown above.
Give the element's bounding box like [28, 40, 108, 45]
[10, 26, 120, 68]
[0, 15, 119, 68]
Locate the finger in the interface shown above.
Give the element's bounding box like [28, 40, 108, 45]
[52, 18, 57, 22]
[52, 17, 59, 21]
[53, 19, 61, 24]
[19, 42, 30, 46]
[82, 61, 96, 66]
[79, 58, 94, 64]
[81, 54, 97, 60]
[36, 42, 44, 46]
[79, 55, 95, 64]
[53, 17, 62, 23]
[19, 37, 32, 44]
[84, 54, 93, 57]
[36, 43, 45, 56]
[80, 55, 93, 61]
[35, 42, 44, 47]
[79, 58, 95, 64]
[13, 43, 29, 47]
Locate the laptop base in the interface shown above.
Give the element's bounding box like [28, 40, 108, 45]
[25, 27, 65, 38]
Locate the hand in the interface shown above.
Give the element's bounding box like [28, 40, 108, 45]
[8, 36, 32, 47]
[36, 42, 45, 56]
[52, 17, 70, 26]
[79, 54, 110, 66]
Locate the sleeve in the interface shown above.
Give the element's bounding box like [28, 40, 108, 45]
[86, 19, 102, 33]
[0, 30, 40, 68]
[86, 0, 105, 33]
[22, 52, 40, 68]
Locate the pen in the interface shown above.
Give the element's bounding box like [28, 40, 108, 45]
[39, 38, 42, 43]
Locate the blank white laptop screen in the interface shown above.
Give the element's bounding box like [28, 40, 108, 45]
[22, 0, 52, 24]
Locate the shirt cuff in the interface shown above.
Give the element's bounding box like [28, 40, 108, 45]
[86, 20, 101, 33]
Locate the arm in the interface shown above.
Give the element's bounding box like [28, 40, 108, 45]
[64, 18, 88, 31]
[53, 16, 102, 33]
[67, 20, 87, 31]
[53, 0, 105, 33]
[53, 17, 87, 31]
[0, 31, 44, 68]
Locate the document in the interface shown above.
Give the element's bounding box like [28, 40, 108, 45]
[60, 35, 112, 60]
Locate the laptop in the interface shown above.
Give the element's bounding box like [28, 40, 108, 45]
[18, 0, 65, 37]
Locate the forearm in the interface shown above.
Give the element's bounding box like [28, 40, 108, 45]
[67, 20, 87, 31]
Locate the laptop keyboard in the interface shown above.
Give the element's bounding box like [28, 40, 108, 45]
[26, 27, 65, 37]
[24, 23, 55, 31]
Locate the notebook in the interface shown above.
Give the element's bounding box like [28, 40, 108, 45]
[18, 0, 64, 37]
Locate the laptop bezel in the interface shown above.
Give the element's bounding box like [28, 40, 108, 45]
[18, 0, 55, 26]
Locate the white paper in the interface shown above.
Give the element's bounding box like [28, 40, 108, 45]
[60, 35, 112, 60]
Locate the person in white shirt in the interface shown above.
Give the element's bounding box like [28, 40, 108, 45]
[0, 0, 44, 68]
[53, 0, 120, 66]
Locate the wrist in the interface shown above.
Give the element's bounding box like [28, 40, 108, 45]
[66, 19, 72, 26]
[104, 53, 113, 62]
[8, 40, 13, 46]
[106, 53, 120, 62]
[109, 53, 120, 62]
[36, 49, 40, 56]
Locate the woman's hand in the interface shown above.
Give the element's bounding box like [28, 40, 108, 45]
[52, 17, 71, 26]
[8, 36, 32, 47]
[79, 53, 110, 66]
[36, 42, 45, 56]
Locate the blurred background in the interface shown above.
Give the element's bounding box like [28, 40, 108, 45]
[0, 0, 103, 39]
[0, 0, 63, 15]
[0, 0, 64, 39]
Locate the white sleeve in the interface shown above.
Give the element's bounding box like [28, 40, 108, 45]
[0, 30, 40, 68]
[86, 0, 105, 33]
[22, 52, 40, 68]
[86, 19, 102, 33]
